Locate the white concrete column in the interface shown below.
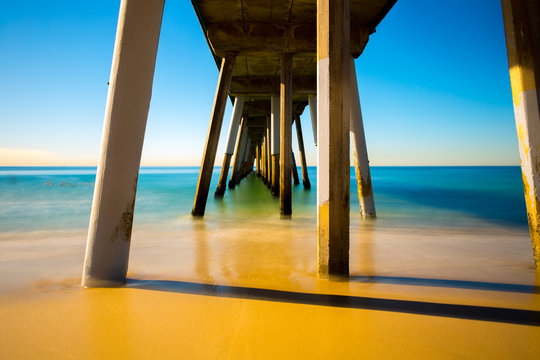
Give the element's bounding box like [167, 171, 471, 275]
[216, 96, 245, 196]
[82, 0, 165, 287]
[349, 58, 376, 217]
[309, 95, 318, 146]
[225, 97, 245, 155]
[502, 0, 540, 267]
[317, 0, 350, 277]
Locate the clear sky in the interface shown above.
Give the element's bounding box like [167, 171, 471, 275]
[0, 0, 517, 166]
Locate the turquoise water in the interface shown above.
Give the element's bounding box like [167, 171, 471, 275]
[0, 166, 528, 233]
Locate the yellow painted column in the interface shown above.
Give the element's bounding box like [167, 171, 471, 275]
[280, 53, 293, 215]
[82, 0, 165, 287]
[502, 0, 540, 267]
[317, 0, 350, 277]
[350, 58, 376, 217]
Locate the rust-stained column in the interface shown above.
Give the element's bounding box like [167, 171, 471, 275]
[271, 96, 281, 196]
[350, 58, 376, 217]
[291, 151, 300, 185]
[82, 0, 165, 287]
[215, 96, 245, 197]
[280, 53, 293, 215]
[317, 0, 350, 277]
[309, 95, 318, 146]
[228, 117, 246, 189]
[502, 0, 540, 267]
[295, 115, 311, 189]
[192, 54, 236, 216]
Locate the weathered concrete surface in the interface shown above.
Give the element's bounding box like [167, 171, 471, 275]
[317, 0, 351, 277]
[295, 115, 311, 188]
[229, 117, 247, 189]
[192, 55, 236, 216]
[82, 0, 165, 287]
[350, 58, 376, 217]
[280, 53, 293, 215]
[503, 0, 540, 268]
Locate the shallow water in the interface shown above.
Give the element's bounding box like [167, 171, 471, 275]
[0, 166, 529, 233]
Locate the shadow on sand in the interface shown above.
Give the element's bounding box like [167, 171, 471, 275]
[126, 278, 540, 327]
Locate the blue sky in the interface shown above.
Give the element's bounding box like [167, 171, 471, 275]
[0, 0, 517, 166]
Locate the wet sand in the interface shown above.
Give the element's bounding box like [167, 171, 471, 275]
[1, 214, 539, 358]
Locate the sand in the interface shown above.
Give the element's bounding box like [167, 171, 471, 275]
[1, 215, 539, 359]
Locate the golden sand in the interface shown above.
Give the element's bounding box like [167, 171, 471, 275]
[1, 215, 539, 359]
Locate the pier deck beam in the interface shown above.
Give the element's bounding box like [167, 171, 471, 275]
[502, 0, 540, 267]
[271, 96, 281, 196]
[295, 115, 311, 189]
[350, 58, 376, 217]
[82, 0, 165, 287]
[317, 0, 350, 277]
[216, 96, 245, 197]
[192, 54, 236, 216]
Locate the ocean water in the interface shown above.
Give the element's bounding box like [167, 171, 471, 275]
[0, 166, 529, 233]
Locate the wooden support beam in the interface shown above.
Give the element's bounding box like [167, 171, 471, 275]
[215, 96, 245, 197]
[82, 0, 165, 287]
[317, 0, 350, 277]
[349, 58, 376, 217]
[295, 115, 311, 189]
[502, 0, 540, 267]
[271, 96, 280, 196]
[280, 53, 293, 215]
[192, 54, 236, 216]
[206, 23, 369, 57]
[228, 117, 246, 189]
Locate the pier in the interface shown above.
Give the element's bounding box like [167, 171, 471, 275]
[82, 0, 540, 287]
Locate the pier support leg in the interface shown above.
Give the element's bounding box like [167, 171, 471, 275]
[82, 0, 165, 287]
[192, 54, 236, 216]
[281, 53, 293, 215]
[271, 96, 281, 196]
[309, 96, 318, 146]
[266, 115, 272, 187]
[295, 115, 311, 189]
[350, 58, 376, 217]
[229, 118, 247, 189]
[291, 151, 300, 185]
[215, 97, 245, 197]
[503, 0, 540, 267]
[317, 0, 350, 277]
[256, 145, 260, 176]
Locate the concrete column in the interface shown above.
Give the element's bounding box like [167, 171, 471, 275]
[271, 96, 281, 195]
[266, 115, 272, 187]
[317, 0, 350, 277]
[256, 144, 260, 176]
[82, 0, 165, 288]
[261, 135, 267, 182]
[280, 53, 293, 215]
[192, 54, 236, 216]
[295, 115, 311, 189]
[350, 58, 376, 217]
[291, 151, 300, 185]
[228, 117, 246, 189]
[215, 96, 245, 197]
[502, 0, 540, 267]
[309, 96, 318, 146]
